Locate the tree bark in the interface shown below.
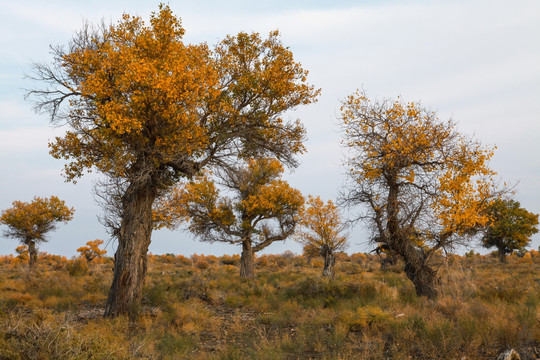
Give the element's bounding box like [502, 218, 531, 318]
[385, 180, 439, 299]
[28, 240, 37, 268]
[322, 249, 335, 278]
[498, 246, 507, 263]
[104, 182, 157, 320]
[240, 240, 255, 278]
[394, 238, 439, 299]
[403, 259, 439, 299]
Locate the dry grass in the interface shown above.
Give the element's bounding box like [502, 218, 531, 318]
[0, 252, 539, 359]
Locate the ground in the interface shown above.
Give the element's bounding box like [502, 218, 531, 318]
[0, 251, 539, 359]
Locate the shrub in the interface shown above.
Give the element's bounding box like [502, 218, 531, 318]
[221, 254, 240, 266]
[195, 259, 209, 270]
[66, 258, 89, 276]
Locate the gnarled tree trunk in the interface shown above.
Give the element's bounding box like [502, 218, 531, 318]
[390, 238, 440, 299]
[27, 240, 37, 268]
[386, 183, 439, 299]
[240, 240, 255, 278]
[403, 259, 439, 299]
[322, 247, 335, 278]
[104, 183, 157, 320]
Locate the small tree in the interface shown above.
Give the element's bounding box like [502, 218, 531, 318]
[481, 199, 539, 263]
[0, 196, 74, 268]
[77, 239, 107, 263]
[297, 196, 347, 277]
[302, 243, 319, 265]
[339, 91, 497, 299]
[158, 158, 304, 278]
[15, 245, 29, 263]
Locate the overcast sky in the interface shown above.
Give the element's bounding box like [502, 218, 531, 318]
[1, 0, 539, 258]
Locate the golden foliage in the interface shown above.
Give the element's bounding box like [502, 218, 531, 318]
[297, 196, 348, 255]
[15, 245, 29, 262]
[157, 158, 304, 250]
[0, 196, 74, 244]
[77, 239, 107, 262]
[36, 5, 319, 182]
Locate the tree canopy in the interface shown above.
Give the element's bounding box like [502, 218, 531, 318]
[31, 6, 318, 185]
[481, 198, 539, 262]
[77, 239, 108, 262]
[1, 196, 74, 267]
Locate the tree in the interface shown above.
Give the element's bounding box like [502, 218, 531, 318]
[297, 196, 347, 277]
[481, 199, 539, 263]
[0, 196, 74, 268]
[158, 158, 304, 278]
[15, 245, 29, 263]
[339, 91, 497, 299]
[301, 242, 319, 264]
[27, 5, 318, 318]
[77, 239, 108, 262]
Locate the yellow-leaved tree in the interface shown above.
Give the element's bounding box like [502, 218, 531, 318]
[77, 239, 107, 263]
[297, 196, 347, 277]
[0, 196, 74, 268]
[27, 5, 318, 318]
[156, 158, 304, 278]
[339, 91, 498, 298]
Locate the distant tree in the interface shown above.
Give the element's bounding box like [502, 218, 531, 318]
[297, 196, 347, 277]
[27, 5, 318, 318]
[0, 196, 74, 268]
[158, 158, 304, 278]
[481, 199, 539, 263]
[302, 242, 319, 264]
[77, 239, 107, 263]
[15, 245, 29, 262]
[339, 91, 498, 299]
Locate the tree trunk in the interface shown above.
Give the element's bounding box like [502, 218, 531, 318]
[28, 240, 37, 268]
[385, 181, 439, 299]
[104, 183, 157, 320]
[498, 246, 507, 263]
[404, 260, 439, 299]
[396, 238, 439, 299]
[240, 241, 255, 278]
[322, 249, 335, 278]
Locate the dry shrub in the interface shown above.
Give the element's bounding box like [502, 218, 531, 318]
[439, 263, 477, 299]
[222, 254, 240, 266]
[204, 255, 218, 265]
[254, 255, 268, 267]
[160, 299, 217, 335]
[4, 293, 38, 308]
[66, 258, 89, 276]
[195, 259, 210, 270]
[0, 309, 132, 359]
[519, 252, 533, 264]
[350, 252, 367, 265]
[39, 253, 68, 270]
[176, 255, 192, 266]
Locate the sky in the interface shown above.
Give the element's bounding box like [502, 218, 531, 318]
[0, 0, 539, 258]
